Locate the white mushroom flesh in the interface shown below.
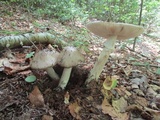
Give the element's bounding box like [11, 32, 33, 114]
[46, 67, 60, 80]
[30, 48, 60, 80]
[86, 36, 117, 83]
[58, 67, 72, 89]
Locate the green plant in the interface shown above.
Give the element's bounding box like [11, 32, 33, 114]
[26, 52, 35, 58]
[3, 0, 160, 25]
[25, 75, 36, 83]
[103, 76, 118, 90]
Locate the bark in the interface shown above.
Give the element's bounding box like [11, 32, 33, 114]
[0, 32, 67, 50]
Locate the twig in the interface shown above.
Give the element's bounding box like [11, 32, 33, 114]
[125, 46, 152, 60]
[129, 62, 159, 68]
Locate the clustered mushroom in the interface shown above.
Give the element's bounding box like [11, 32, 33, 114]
[85, 21, 144, 83]
[30, 21, 144, 89]
[31, 46, 84, 90]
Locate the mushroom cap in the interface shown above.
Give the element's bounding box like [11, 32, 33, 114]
[86, 21, 144, 40]
[58, 46, 84, 67]
[31, 48, 59, 69]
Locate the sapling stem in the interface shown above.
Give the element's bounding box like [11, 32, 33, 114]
[58, 67, 72, 89]
[86, 36, 117, 83]
[46, 67, 60, 80]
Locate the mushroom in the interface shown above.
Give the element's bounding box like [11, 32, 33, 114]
[86, 21, 144, 83]
[58, 46, 84, 89]
[30, 48, 60, 80]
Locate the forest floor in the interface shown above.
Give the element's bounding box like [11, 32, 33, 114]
[0, 3, 160, 120]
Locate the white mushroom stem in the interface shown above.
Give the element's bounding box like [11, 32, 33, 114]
[58, 67, 72, 89]
[46, 67, 60, 80]
[86, 36, 117, 83]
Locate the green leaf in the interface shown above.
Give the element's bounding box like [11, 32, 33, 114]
[103, 77, 117, 90]
[111, 79, 117, 89]
[26, 52, 35, 58]
[25, 75, 36, 83]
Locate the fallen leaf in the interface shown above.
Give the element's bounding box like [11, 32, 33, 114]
[101, 98, 129, 120]
[147, 87, 157, 96]
[17, 70, 32, 75]
[133, 89, 145, 96]
[115, 86, 132, 98]
[131, 84, 139, 89]
[25, 75, 37, 83]
[123, 65, 132, 76]
[103, 76, 117, 90]
[130, 76, 148, 87]
[42, 115, 53, 120]
[150, 84, 160, 91]
[101, 88, 113, 100]
[28, 86, 44, 107]
[150, 102, 158, 109]
[4, 65, 30, 75]
[1, 51, 30, 74]
[112, 97, 128, 113]
[135, 96, 148, 107]
[68, 101, 82, 120]
[144, 107, 160, 120]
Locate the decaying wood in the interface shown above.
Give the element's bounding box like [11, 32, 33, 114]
[0, 33, 67, 50]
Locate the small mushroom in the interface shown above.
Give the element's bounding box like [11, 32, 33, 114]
[86, 21, 144, 83]
[30, 48, 60, 80]
[58, 46, 84, 89]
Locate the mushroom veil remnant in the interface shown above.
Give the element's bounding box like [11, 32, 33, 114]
[30, 48, 60, 80]
[58, 46, 84, 89]
[86, 21, 144, 83]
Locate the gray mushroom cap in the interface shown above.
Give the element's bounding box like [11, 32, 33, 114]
[31, 48, 59, 69]
[87, 21, 144, 40]
[58, 46, 84, 68]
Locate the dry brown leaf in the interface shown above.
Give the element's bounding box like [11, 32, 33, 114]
[135, 96, 148, 107]
[147, 87, 157, 96]
[144, 107, 160, 120]
[133, 89, 145, 96]
[112, 97, 128, 113]
[4, 65, 30, 75]
[115, 86, 132, 98]
[17, 70, 32, 75]
[68, 101, 82, 120]
[123, 65, 132, 76]
[42, 115, 53, 120]
[101, 98, 129, 120]
[28, 86, 44, 107]
[1, 51, 30, 74]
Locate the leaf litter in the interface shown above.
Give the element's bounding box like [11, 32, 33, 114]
[0, 4, 160, 120]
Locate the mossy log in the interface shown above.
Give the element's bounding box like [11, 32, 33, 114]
[0, 33, 67, 50]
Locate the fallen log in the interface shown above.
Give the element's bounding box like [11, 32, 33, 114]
[0, 32, 67, 50]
